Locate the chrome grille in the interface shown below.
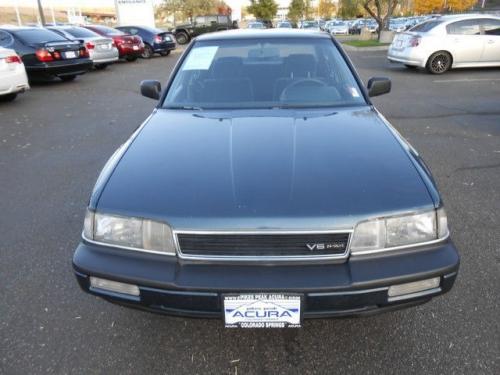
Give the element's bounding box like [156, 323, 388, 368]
[175, 231, 350, 260]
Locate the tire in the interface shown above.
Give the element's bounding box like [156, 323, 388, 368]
[125, 55, 138, 62]
[94, 64, 108, 70]
[175, 31, 189, 45]
[0, 93, 17, 102]
[141, 44, 153, 59]
[60, 75, 76, 82]
[426, 51, 452, 74]
[159, 50, 170, 57]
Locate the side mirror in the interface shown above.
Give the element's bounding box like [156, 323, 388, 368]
[367, 77, 391, 97]
[140, 80, 161, 100]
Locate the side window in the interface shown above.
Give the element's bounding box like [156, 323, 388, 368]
[207, 16, 217, 25]
[446, 19, 481, 35]
[195, 16, 205, 25]
[218, 16, 229, 24]
[480, 19, 500, 36]
[0, 31, 14, 47]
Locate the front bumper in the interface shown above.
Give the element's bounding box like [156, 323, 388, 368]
[73, 239, 459, 319]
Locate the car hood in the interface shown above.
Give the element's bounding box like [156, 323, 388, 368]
[96, 107, 434, 230]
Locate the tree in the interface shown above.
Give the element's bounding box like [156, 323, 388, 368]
[247, 0, 278, 20]
[414, 0, 442, 14]
[338, 0, 361, 19]
[362, 0, 400, 39]
[318, 0, 337, 18]
[160, 0, 227, 23]
[304, 0, 314, 19]
[447, 0, 477, 11]
[288, 0, 305, 23]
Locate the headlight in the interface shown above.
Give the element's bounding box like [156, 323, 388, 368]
[350, 208, 448, 255]
[83, 210, 176, 255]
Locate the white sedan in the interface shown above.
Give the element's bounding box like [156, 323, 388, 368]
[329, 21, 349, 35]
[0, 47, 29, 101]
[388, 14, 500, 74]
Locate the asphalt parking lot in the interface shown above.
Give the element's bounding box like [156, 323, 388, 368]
[1, 49, 499, 374]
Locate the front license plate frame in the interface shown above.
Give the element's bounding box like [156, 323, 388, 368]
[223, 293, 302, 328]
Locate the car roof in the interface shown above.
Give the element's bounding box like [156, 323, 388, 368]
[197, 29, 330, 41]
[0, 25, 40, 31]
[437, 13, 500, 21]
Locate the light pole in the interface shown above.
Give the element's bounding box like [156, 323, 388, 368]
[36, 0, 46, 26]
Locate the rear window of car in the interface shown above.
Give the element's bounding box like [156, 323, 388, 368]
[63, 27, 99, 38]
[90, 26, 124, 36]
[410, 20, 442, 32]
[14, 28, 67, 44]
[164, 38, 366, 110]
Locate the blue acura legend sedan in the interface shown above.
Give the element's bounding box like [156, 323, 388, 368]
[73, 29, 459, 328]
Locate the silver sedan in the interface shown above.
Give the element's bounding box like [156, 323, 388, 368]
[48, 26, 119, 69]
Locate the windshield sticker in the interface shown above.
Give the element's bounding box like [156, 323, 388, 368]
[182, 46, 218, 70]
[350, 87, 360, 98]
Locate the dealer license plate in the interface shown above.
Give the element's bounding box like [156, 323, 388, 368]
[224, 294, 302, 328]
[64, 51, 77, 59]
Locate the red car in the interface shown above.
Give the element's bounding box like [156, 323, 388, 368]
[83, 25, 143, 61]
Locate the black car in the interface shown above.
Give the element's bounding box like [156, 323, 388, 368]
[0, 26, 92, 81]
[73, 30, 459, 328]
[172, 14, 235, 44]
[115, 26, 176, 59]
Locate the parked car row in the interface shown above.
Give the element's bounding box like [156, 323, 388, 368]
[0, 24, 176, 102]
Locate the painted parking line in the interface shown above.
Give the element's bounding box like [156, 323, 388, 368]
[433, 78, 500, 83]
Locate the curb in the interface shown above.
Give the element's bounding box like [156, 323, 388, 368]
[341, 44, 390, 52]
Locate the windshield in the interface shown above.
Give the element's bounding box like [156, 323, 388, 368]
[15, 29, 67, 44]
[248, 23, 264, 29]
[302, 21, 319, 28]
[163, 38, 366, 110]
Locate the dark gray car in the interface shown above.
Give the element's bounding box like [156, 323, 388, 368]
[73, 30, 459, 328]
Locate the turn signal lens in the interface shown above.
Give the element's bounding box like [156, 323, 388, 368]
[85, 42, 95, 50]
[90, 277, 140, 296]
[388, 277, 440, 298]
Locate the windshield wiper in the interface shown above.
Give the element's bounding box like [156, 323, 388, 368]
[164, 105, 204, 111]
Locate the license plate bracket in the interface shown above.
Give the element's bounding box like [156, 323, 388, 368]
[223, 293, 302, 328]
[64, 51, 77, 59]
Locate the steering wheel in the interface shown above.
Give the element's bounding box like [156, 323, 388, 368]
[280, 79, 327, 101]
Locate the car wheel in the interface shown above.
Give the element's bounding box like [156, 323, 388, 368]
[160, 50, 170, 57]
[0, 93, 17, 102]
[126, 55, 138, 62]
[426, 51, 452, 74]
[142, 44, 153, 59]
[175, 31, 189, 45]
[94, 64, 108, 70]
[60, 75, 77, 82]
